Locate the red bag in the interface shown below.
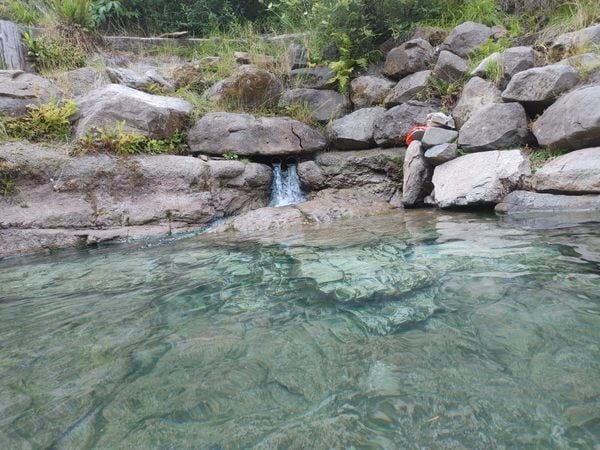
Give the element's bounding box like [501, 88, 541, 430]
[406, 125, 428, 146]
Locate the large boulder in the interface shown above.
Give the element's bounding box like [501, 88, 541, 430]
[299, 148, 404, 199]
[532, 85, 600, 150]
[384, 70, 431, 107]
[290, 66, 336, 89]
[383, 39, 434, 79]
[106, 67, 174, 92]
[0, 20, 28, 70]
[402, 141, 432, 206]
[280, 88, 350, 122]
[532, 147, 600, 193]
[452, 76, 501, 129]
[350, 76, 395, 108]
[73, 84, 193, 139]
[330, 107, 386, 150]
[433, 51, 468, 82]
[0, 70, 63, 117]
[204, 66, 283, 110]
[549, 24, 600, 60]
[431, 150, 531, 208]
[54, 67, 110, 97]
[496, 190, 600, 214]
[441, 22, 493, 58]
[373, 101, 438, 147]
[471, 47, 534, 82]
[501, 64, 580, 110]
[188, 112, 327, 156]
[458, 102, 530, 152]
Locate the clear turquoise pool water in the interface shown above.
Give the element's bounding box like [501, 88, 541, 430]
[1, 210, 599, 449]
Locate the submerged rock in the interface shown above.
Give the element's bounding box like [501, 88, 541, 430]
[431, 149, 531, 208]
[188, 112, 327, 156]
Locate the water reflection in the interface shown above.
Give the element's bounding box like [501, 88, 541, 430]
[0, 210, 599, 449]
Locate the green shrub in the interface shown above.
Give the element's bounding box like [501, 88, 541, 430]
[1, 100, 77, 142]
[78, 123, 188, 155]
[0, 0, 43, 25]
[22, 32, 87, 72]
[49, 0, 95, 29]
[0, 159, 20, 197]
[417, 75, 465, 112]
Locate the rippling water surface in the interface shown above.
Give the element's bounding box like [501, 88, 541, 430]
[1, 210, 599, 449]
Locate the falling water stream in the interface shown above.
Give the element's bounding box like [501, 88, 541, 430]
[0, 209, 599, 449]
[269, 162, 306, 207]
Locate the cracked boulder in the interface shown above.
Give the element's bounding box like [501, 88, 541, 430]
[532, 85, 600, 151]
[188, 112, 327, 156]
[431, 149, 531, 208]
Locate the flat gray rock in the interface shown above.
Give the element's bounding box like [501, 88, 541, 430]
[458, 102, 530, 152]
[384, 70, 431, 107]
[424, 143, 458, 166]
[188, 112, 327, 156]
[330, 107, 386, 150]
[496, 190, 600, 214]
[106, 67, 174, 92]
[73, 84, 193, 139]
[432, 149, 531, 208]
[532, 85, 600, 151]
[532, 147, 600, 193]
[422, 127, 458, 148]
[280, 88, 350, 123]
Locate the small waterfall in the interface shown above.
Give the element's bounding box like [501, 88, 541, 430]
[269, 162, 306, 207]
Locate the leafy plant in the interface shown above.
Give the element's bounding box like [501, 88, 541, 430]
[78, 122, 188, 155]
[0, 159, 20, 196]
[49, 0, 95, 28]
[1, 100, 77, 142]
[223, 151, 239, 160]
[485, 58, 504, 86]
[528, 148, 567, 170]
[22, 32, 87, 72]
[0, 0, 43, 25]
[417, 75, 465, 111]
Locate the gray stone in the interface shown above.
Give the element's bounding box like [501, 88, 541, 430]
[330, 107, 386, 150]
[495, 190, 600, 214]
[424, 143, 458, 166]
[402, 141, 432, 206]
[73, 84, 193, 139]
[297, 160, 326, 190]
[204, 65, 283, 110]
[0, 70, 63, 118]
[373, 101, 438, 147]
[502, 64, 580, 109]
[501, 46, 535, 79]
[383, 39, 434, 79]
[280, 88, 350, 122]
[549, 24, 600, 59]
[557, 52, 600, 86]
[384, 70, 431, 107]
[427, 112, 456, 129]
[286, 43, 308, 70]
[421, 127, 458, 148]
[350, 75, 395, 108]
[532, 147, 600, 193]
[432, 149, 531, 208]
[452, 76, 501, 129]
[441, 22, 493, 58]
[188, 112, 327, 156]
[106, 67, 174, 91]
[290, 66, 335, 89]
[412, 26, 448, 46]
[54, 67, 110, 97]
[433, 51, 468, 82]
[471, 52, 501, 78]
[458, 102, 530, 152]
[0, 20, 27, 70]
[532, 85, 600, 151]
